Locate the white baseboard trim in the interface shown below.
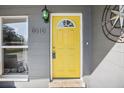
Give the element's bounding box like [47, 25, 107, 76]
[0, 75, 29, 81]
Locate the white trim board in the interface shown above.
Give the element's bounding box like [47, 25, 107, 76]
[0, 75, 29, 81]
[50, 13, 83, 81]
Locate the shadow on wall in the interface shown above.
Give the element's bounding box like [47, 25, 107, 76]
[0, 82, 16, 88]
[88, 40, 124, 87]
[91, 38, 116, 73]
[85, 5, 124, 87]
[91, 5, 117, 74]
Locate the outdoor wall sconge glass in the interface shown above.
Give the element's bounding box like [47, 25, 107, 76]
[42, 5, 49, 23]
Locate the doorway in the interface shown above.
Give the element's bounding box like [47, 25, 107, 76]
[50, 13, 83, 80]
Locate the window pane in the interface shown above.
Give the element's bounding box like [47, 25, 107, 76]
[58, 19, 75, 28]
[2, 18, 27, 46]
[4, 48, 28, 75]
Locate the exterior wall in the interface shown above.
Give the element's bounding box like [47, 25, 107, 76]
[0, 5, 92, 80]
[84, 5, 124, 88]
[0, 5, 124, 88]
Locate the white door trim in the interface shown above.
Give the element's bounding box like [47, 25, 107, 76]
[50, 13, 83, 81]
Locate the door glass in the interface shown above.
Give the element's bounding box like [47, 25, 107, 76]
[2, 18, 27, 46]
[58, 19, 75, 28]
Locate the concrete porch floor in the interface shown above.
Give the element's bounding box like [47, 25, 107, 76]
[0, 78, 86, 88]
[15, 78, 49, 88]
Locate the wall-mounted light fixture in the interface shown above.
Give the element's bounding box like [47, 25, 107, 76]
[42, 5, 49, 23]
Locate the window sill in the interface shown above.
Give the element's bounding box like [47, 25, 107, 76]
[0, 75, 28, 81]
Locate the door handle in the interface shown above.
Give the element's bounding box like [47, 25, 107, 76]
[52, 51, 56, 59]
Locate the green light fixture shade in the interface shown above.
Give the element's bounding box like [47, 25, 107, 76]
[42, 5, 49, 23]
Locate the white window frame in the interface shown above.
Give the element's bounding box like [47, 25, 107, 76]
[0, 16, 28, 81]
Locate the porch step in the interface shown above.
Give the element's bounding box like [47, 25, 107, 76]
[49, 79, 86, 88]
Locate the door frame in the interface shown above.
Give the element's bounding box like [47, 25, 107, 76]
[50, 13, 83, 81]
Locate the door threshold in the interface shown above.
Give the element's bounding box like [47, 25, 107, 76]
[53, 78, 80, 79]
[49, 78, 86, 88]
[0, 75, 29, 81]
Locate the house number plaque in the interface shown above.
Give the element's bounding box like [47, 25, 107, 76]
[32, 27, 46, 34]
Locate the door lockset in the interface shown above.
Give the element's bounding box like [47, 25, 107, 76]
[52, 51, 56, 59]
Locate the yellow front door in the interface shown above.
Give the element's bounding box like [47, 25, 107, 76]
[52, 14, 81, 78]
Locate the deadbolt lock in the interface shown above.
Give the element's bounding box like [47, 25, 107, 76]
[52, 51, 56, 59]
